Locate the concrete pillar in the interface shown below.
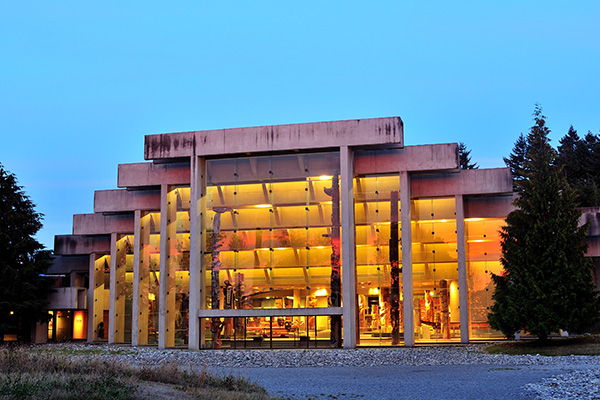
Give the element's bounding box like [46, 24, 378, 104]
[341, 145, 357, 348]
[400, 171, 414, 347]
[188, 156, 206, 350]
[158, 184, 168, 349]
[87, 253, 96, 343]
[108, 232, 117, 344]
[455, 194, 469, 343]
[131, 210, 141, 346]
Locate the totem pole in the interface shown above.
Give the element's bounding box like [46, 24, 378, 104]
[210, 207, 228, 348]
[389, 190, 401, 345]
[324, 173, 341, 347]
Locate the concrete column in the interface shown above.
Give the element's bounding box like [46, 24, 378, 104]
[158, 184, 168, 349]
[188, 156, 206, 350]
[400, 171, 414, 347]
[340, 145, 357, 349]
[87, 253, 96, 343]
[108, 232, 117, 344]
[131, 210, 141, 346]
[455, 194, 469, 343]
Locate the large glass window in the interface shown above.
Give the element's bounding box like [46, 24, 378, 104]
[166, 186, 191, 347]
[203, 152, 340, 347]
[466, 217, 504, 339]
[412, 198, 460, 342]
[138, 212, 160, 345]
[355, 175, 402, 346]
[92, 254, 110, 341]
[114, 234, 134, 343]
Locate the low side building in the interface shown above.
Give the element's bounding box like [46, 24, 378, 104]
[48, 117, 526, 348]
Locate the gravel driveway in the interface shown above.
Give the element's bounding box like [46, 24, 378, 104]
[42, 343, 600, 399]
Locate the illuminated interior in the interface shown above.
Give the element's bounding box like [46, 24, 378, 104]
[203, 152, 341, 347]
[412, 198, 460, 342]
[138, 211, 161, 345]
[93, 254, 110, 341]
[113, 234, 134, 343]
[466, 217, 504, 339]
[355, 174, 403, 346]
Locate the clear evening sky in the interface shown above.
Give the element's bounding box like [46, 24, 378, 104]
[1, 1, 599, 249]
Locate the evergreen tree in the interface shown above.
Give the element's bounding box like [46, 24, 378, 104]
[503, 133, 528, 192]
[488, 106, 600, 340]
[458, 142, 478, 170]
[0, 163, 54, 342]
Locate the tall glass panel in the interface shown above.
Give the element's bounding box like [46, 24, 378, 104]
[166, 186, 190, 347]
[355, 175, 402, 346]
[114, 234, 134, 343]
[203, 152, 340, 348]
[466, 217, 504, 339]
[138, 211, 160, 345]
[92, 254, 110, 341]
[412, 198, 460, 342]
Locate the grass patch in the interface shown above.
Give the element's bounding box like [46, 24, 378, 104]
[0, 346, 281, 400]
[483, 334, 600, 356]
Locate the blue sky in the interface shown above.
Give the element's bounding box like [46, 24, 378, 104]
[1, 1, 599, 249]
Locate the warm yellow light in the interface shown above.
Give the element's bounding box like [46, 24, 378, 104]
[319, 175, 333, 181]
[429, 291, 434, 296]
[255, 204, 271, 208]
[148, 293, 156, 301]
[465, 218, 483, 222]
[467, 239, 485, 243]
[440, 219, 447, 223]
[315, 288, 328, 296]
[274, 247, 287, 251]
[368, 288, 380, 295]
[9, 311, 14, 315]
[313, 246, 325, 249]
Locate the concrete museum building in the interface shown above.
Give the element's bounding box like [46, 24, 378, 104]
[47, 117, 523, 349]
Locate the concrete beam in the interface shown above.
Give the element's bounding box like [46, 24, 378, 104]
[47, 255, 90, 275]
[144, 117, 403, 160]
[73, 213, 134, 235]
[94, 189, 161, 213]
[354, 143, 459, 174]
[464, 195, 516, 218]
[117, 162, 190, 188]
[54, 235, 111, 256]
[411, 168, 513, 198]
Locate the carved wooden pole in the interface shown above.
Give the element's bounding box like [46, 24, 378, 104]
[389, 190, 401, 345]
[324, 173, 341, 347]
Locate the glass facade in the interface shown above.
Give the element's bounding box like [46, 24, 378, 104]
[113, 234, 134, 343]
[138, 211, 161, 345]
[355, 174, 402, 346]
[412, 198, 460, 342]
[92, 254, 110, 341]
[466, 217, 504, 339]
[202, 152, 341, 348]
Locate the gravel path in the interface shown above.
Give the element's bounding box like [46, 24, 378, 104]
[35, 343, 600, 399]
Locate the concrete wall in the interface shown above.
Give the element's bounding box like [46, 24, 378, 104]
[73, 213, 133, 235]
[411, 168, 512, 198]
[117, 162, 190, 188]
[47, 287, 86, 309]
[94, 189, 161, 213]
[54, 235, 110, 256]
[354, 143, 459, 174]
[145, 117, 403, 160]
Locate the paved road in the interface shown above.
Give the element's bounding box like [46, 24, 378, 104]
[211, 364, 598, 400]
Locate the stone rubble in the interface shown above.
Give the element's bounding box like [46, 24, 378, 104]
[34, 343, 600, 399]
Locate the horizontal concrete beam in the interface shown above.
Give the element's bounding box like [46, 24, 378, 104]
[198, 307, 343, 318]
[580, 208, 600, 237]
[94, 189, 161, 213]
[54, 235, 111, 256]
[117, 162, 190, 188]
[411, 168, 513, 198]
[145, 117, 403, 160]
[73, 213, 133, 235]
[354, 143, 459, 174]
[47, 287, 85, 309]
[464, 195, 516, 219]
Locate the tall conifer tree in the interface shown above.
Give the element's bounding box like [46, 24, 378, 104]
[0, 163, 53, 342]
[489, 106, 600, 340]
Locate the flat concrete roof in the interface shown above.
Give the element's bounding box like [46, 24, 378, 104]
[144, 117, 403, 160]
